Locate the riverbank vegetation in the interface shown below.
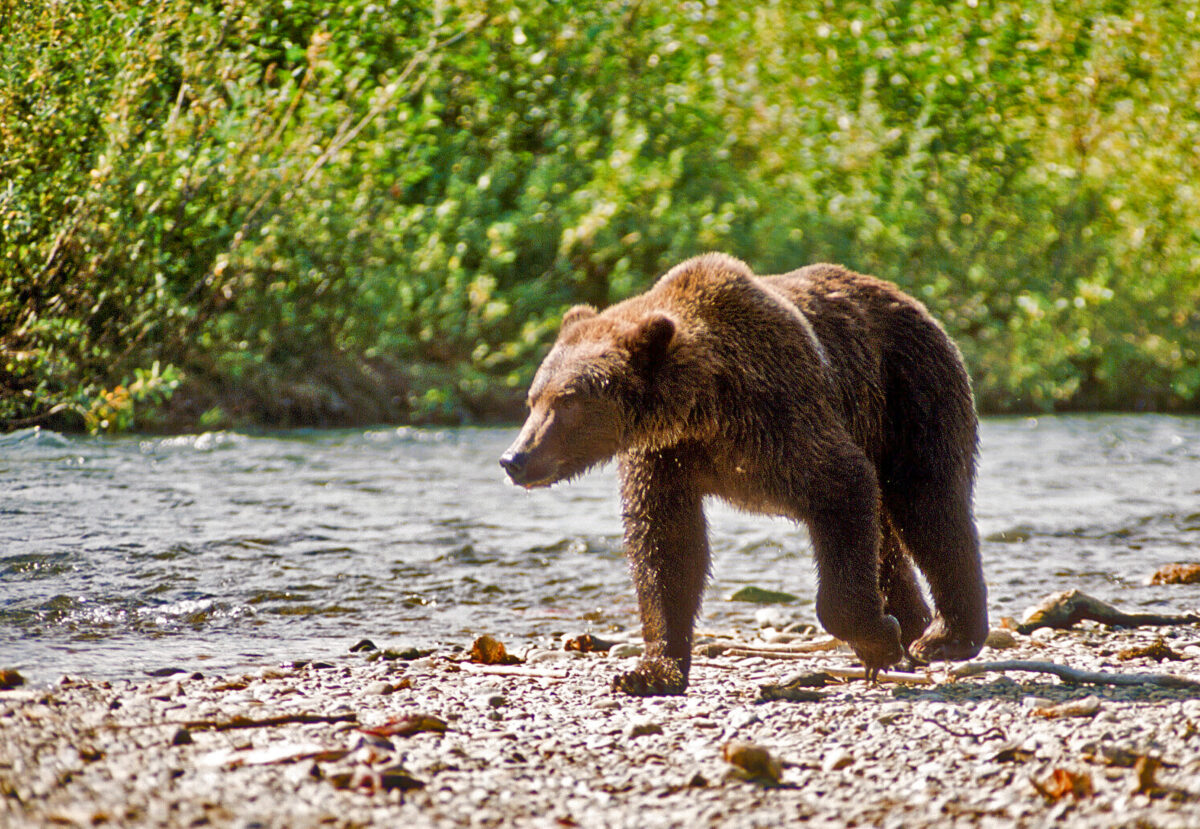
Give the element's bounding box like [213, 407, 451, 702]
[2, 0, 1197, 432]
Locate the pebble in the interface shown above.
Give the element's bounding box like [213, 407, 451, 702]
[609, 643, 643, 659]
[3, 628, 1200, 827]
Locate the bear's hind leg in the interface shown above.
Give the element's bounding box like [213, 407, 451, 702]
[879, 511, 932, 648]
[804, 448, 906, 675]
[885, 484, 988, 663]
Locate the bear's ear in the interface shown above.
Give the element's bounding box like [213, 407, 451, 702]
[624, 313, 676, 371]
[562, 305, 597, 329]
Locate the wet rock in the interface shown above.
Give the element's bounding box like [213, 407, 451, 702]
[0, 669, 25, 690]
[171, 727, 193, 746]
[381, 646, 435, 661]
[729, 586, 799, 604]
[349, 639, 378, 652]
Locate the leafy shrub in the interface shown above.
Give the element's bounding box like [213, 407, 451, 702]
[2, 0, 1197, 431]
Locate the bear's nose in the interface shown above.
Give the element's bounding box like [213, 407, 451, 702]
[499, 451, 529, 480]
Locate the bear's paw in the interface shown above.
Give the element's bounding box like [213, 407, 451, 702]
[611, 657, 688, 697]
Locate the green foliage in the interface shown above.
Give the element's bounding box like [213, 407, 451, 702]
[2, 0, 1197, 430]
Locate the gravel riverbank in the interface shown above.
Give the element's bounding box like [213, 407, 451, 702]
[4, 623, 1200, 828]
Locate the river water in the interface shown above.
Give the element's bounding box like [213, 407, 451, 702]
[2, 415, 1198, 685]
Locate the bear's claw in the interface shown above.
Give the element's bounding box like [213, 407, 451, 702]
[847, 613, 905, 677]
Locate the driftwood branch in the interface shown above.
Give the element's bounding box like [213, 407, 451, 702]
[182, 713, 358, 731]
[817, 666, 935, 685]
[949, 660, 1200, 692]
[700, 638, 844, 660]
[458, 663, 568, 680]
[1017, 590, 1200, 635]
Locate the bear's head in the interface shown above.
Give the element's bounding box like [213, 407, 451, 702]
[499, 304, 681, 488]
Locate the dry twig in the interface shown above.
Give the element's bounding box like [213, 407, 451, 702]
[949, 660, 1200, 691]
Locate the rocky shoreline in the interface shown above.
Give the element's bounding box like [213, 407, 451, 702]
[4, 622, 1200, 828]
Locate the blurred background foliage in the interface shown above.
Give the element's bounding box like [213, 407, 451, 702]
[2, 0, 1197, 431]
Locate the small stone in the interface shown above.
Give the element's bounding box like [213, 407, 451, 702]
[349, 639, 378, 653]
[985, 629, 1018, 649]
[379, 766, 425, 792]
[823, 749, 853, 771]
[723, 741, 783, 783]
[628, 722, 663, 738]
[171, 728, 193, 746]
[0, 669, 25, 690]
[609, 643, 643, 659]
[754, 607, 793, 629]
[728, 708, 762, 730]
[365, 681, 394, 695]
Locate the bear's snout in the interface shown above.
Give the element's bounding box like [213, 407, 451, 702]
[498, 450, 531, 483]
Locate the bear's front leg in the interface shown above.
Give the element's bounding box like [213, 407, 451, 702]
[613, 450, 710, 696]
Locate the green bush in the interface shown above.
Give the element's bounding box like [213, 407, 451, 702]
[2, 0, 1197, 431]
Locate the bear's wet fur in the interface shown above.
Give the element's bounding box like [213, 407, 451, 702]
[500, 253, 988, 695]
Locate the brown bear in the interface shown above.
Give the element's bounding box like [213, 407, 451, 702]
[500, 253, 987, 695]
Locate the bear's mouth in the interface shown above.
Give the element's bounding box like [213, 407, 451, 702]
[500, 457, 562, 490]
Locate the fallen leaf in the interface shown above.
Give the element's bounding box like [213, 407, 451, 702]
[1132, 755, 1162, 796]
[1032, 767, 1093, 801]
[1117, 638, 1185, 662]
[563, 633, 617, 653]
[1148, 563, 1200, 585]
[469, 635, 523, 665]
[723, 741, 783, 784]
[360, 713, 448, 738]
[1032, 695, 1101, 719]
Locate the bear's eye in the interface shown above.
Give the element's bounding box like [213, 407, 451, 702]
[555, 389, 585, 409]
